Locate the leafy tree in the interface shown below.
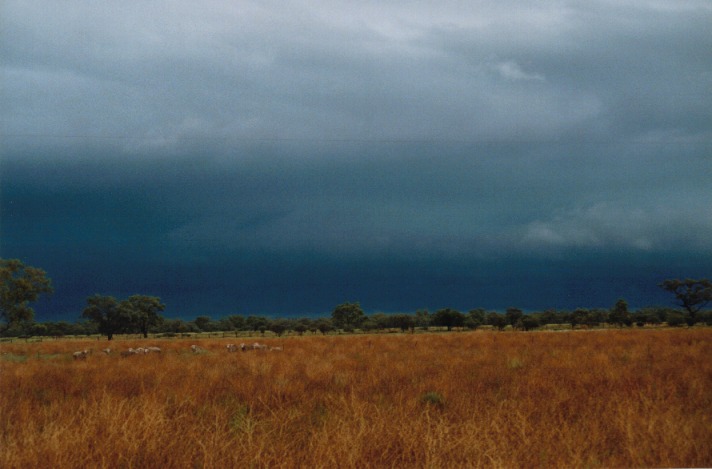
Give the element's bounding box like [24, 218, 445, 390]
[43, 321, 74, 337]
[268, 318, 291, 336]
[431, 308, 465, 331]
[587, 308, 609, 327]
[700, 310, 712, 326]
[314, 318, 334, 335]
[72, 320, 98, 336]
[363, 313, 388, 331]
[665, 311, 687, 327]
[194, 315, 213, 332]
[521, 315, 540, 331]
[505, 307, 524, 329]
[214, 318, 234, 332]
[331, 302, 365, 331]
[122, 295, 165, 338]
[0, 259, 53, 332]
[224, 315, 246, 331]
[608, 299, 632, 327]
[294, 317, 312, 335]
[390, 313, 415, 332]
[245, 316, 269, 331]
[569, 308, 590, 329]
[164, 318, 196, 334]
[465, 308, 486, 330]
[82, 295, 131, 340]
[28, 322, 48, 337]
[414, 309, 431, 330]
[659, 278, 712, 325]
[650, 307, 674, 324]
[486, 312, 507, 330]
[539, 309, 564, 325]
[632, 308, 662, 327]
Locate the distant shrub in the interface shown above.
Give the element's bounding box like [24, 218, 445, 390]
[507, 358, 524, 370]
[666, 313, 686, 327]
[522, 316, 540, 331]
[702, 311, 712, 326]
[420, 391, 445, 409]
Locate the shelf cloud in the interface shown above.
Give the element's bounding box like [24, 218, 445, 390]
[2, 0, 711, 319]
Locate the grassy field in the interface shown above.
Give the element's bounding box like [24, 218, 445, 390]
[1, 329, 710, 468]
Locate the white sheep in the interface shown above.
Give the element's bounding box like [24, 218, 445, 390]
[73, 349, 89, 360]
[226, 344, 238, 352]
[191, 345, 202, 353]
[102, 348, 111, 355]
[146, 346, 161, 353]
[121, 348, 138, 357]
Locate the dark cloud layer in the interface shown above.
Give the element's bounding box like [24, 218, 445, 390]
[2, 1, 711, 320]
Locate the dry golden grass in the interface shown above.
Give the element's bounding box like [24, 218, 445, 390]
[1, 329, 711, 468]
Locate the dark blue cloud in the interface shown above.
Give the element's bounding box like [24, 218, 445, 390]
[3, 143, 710, 321]
[2, 1, 711, 321]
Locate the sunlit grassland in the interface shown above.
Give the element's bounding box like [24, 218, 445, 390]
[1, 329, 710, 468]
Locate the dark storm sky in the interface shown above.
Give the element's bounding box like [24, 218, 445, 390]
[1, 1, 711, 320]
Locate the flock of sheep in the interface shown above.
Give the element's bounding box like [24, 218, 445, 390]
[72, 342, 282, 360]
[224, 343, 283, 352]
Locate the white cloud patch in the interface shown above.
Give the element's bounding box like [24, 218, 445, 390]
[494, 61, 546, 82]
[522, 202, 712, 252]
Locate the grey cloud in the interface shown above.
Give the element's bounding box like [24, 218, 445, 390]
[4, 0, 710, 146]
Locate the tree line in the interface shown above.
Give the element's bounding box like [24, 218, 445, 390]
[2, 258, 711, 339]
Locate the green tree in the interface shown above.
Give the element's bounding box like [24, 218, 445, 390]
[431, 308, 465, 331]
[633, 308, 662, 327]
[29, 322, 48, 337]
[521, 315, 540, 331]
[414, 310, 431, 330]
[314, 318, 334, 335]
[331, 302, 365, 332]
[539, 309, 564, 325]
[122, 295, 165, 338]
[588, 308, 609, 327]
[659, 278, 712, 325]
[0, 259, 53, 332]
[700, 310, 712, 326]
[269, 318, 291, 336]
[569, 308, 590, 329]
[363, 313, 387, 331]
[225, 314, 246, 331]
[44, 321, 74, 337]
[165, 318, 195, 334]
[465, 308, 486, 330]
[487, 312, 507, 330]
[389, 313, 415, 332]
[82, 295, 130, 340]
[665, 311, 687, 327]
[294, 317, 312, 335]
[194, 315, 213, 332]
[608, 299, 632, 327]
[245, 315, 269, 332]
[505, 307, 524, 329]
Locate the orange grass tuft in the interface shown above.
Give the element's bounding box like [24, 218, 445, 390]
[1, 329, 711, 468]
